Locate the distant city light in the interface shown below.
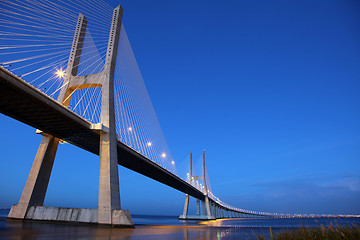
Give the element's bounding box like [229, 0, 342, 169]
[161, 153, 166, 158]
[128, 127, 132, 131]
[147, 141, 152, 147]
[171, 161, 175, 165]
[55, 69, 65, 78]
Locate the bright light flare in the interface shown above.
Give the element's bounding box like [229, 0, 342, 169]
[161, 153, 166, 158]
[147, 142, 152, 147]
[171, 161, 175, 165]
[128, 127, 132, 132]
[55, 69, 65, 78]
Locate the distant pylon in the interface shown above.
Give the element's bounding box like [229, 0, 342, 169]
[8, 5, 133, 227]
[179, 150, 215, 220]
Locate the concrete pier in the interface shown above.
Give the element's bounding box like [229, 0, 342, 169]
[9, 206, 133, 227]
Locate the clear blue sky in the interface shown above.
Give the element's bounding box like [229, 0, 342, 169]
[1, 0, 359, 215]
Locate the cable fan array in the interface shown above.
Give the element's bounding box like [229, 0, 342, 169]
[0, 0, 177, 174]
[114, 25, 177, 174]
[0, 0, 114, 123]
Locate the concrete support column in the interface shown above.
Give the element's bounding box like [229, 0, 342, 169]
[8, 135, 59, 219]
[182, 195, 190, 218]
[211, 202, 215, 217]
[201, 200, 206, 215]
[204, 197, 211, 217]
[98, 5, 123, 225]
[98, 130, 121, 224]
[196, 199, 200, 215]
[182, 151, 192, 218]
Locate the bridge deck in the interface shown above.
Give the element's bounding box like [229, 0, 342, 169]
[0, 67, 204, 200]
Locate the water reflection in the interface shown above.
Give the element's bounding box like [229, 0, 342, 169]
[1, 221, 237, 240]
[1, 217, 359, 240]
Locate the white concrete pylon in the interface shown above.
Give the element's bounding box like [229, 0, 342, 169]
[7, 13, 87, 221]
[181, 151, 192, 218]
[8, 5, 133, 227]
[97, 4, 123, 226]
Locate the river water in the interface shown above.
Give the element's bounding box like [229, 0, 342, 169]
[1, 209, 359, 239]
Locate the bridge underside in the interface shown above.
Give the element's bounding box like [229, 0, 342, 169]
[0, 68, 204, 201]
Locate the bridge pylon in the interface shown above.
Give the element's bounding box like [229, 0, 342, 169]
[179, 151, 215, 220]
[7, 5, 134, 227]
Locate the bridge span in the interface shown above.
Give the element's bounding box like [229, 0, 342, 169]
[0, 66, 204, 200]
[0, 67, 262, 221]
[1, 66, 282, 224]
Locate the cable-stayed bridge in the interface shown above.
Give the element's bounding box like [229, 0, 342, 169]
[0, 0, 349, 227]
